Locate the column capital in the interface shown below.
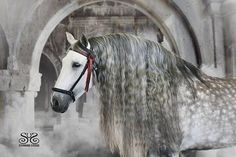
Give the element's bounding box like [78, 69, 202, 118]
[206, 0, 225, 15]
[29, 70, 42, 91]
[207, 0, 225, 4]
[0, 70, 41, 91]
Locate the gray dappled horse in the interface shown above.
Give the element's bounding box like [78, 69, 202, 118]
[51, 33, 236, 157]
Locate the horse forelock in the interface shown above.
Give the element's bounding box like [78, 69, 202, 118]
[78, 33, 204, 157]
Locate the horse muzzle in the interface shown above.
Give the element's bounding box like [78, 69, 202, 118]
[51, 93, 70, 113]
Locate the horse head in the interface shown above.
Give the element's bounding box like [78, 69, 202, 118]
[51, 32, 94, 113]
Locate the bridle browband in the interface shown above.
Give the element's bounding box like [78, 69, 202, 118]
[52, 41, 95, 102]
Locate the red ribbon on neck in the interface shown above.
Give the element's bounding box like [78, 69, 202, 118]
[85, 55, 94, 92]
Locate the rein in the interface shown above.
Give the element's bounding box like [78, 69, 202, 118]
[52, 41, 95, 102]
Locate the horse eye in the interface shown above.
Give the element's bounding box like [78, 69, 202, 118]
[72, 62, 81, 68]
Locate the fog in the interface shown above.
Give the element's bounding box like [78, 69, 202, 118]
[1, 72, 236, 157]
[0, 89, 115, 157]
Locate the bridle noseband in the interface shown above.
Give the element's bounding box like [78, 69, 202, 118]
[52, 41, 95, 102]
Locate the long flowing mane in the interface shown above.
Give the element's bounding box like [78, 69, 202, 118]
[88, 33, 204, 87]
[51, 33, 236, 157]
[74, 34, 206, 157]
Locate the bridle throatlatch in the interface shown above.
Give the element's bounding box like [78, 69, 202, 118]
[52, 41, 96, 102]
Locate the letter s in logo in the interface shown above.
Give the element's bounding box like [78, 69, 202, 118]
[19, 132, 29, 144]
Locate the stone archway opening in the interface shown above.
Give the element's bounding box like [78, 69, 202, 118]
[27, 1, 203, 156]
[35, 53, 60, 131]
[46, 0, 174, 118]
[33, 1, 177, 156]
[34, 0, 202, 130]
[29, 1, 203, 89]
[30, 0, 185, 79]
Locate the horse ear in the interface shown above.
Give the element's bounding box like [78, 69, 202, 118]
[81, 34, 90, 49]
[66, 32, 78, 45]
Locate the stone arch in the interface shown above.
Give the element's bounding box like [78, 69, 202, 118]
[14, 0, 204, 90]
[30, 0, 178, 76]
[0, 24, 9, 69]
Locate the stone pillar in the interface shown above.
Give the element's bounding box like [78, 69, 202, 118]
[0, 70, 41, 146]
[223, 0, 236, 77]
[207, 0, 225, 76]
[1, 91, 36, 133]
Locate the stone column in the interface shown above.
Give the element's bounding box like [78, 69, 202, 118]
[223, 0, 236, 77]
[207, 0, 225, 76]
[0, 70, 41, 146]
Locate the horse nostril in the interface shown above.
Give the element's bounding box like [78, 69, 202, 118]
[52, 97, 60, 109]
